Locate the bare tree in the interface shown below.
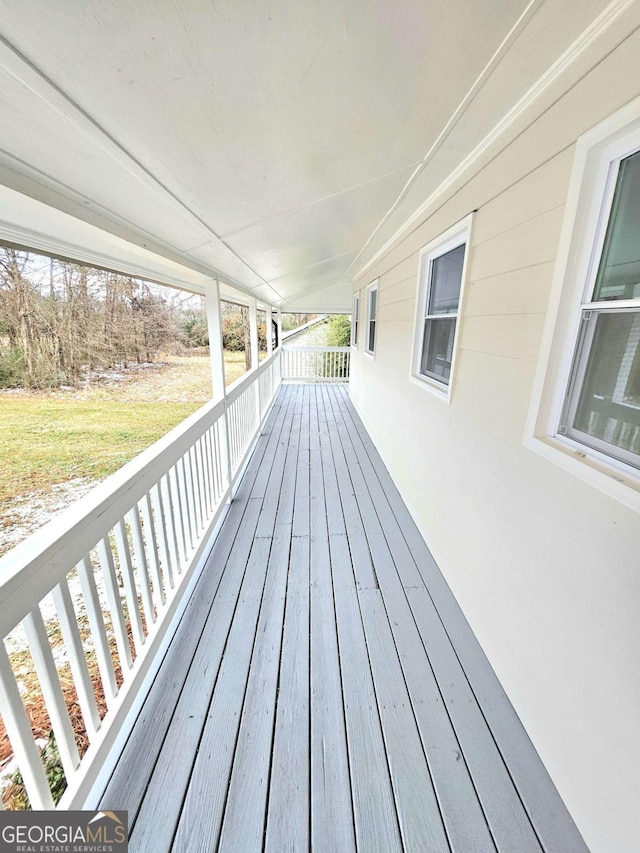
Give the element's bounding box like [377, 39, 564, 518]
[0, 248, 191, 389]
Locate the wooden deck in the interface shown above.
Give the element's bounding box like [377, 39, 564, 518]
[100, 384, 587, 853]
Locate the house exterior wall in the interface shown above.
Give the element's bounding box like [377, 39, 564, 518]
[350, 11, 640, 853]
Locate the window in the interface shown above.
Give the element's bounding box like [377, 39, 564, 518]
[412, 217, 471, 395]
[559, 148, 640, 469]
[351, 292, 360, 347]
[365, 281, 378, 355]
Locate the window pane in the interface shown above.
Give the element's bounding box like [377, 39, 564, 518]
[571, 311, 640, 460]
[420, 316, 456, 384]
[593, 150, 640, 302]
[427, 244, 465, 315]
[368, 320, 376, 353]
[369, 288, 377, 319]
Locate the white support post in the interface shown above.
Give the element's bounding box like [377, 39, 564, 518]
[205, 280, 233, 496]
[205, 279, 226, 402]
[248, 295, 259, 371]
[248, 295, 260, 427]
[276, 308, 283, 351]
[266, 303, 273, 359]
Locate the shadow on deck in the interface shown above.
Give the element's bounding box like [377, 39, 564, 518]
[100, 384, 586, 852]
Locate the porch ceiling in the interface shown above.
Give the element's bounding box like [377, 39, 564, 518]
[0, 0, 534, 307]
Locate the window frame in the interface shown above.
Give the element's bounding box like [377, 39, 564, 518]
[364, 280, 378, 357]
[351, 291, 360, 348]
[526, 99, 640, 509]
[411, 215, 472, 401]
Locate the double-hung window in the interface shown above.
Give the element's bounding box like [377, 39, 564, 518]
[351, 292, 360, 347]
[365, 281, 378, 355]
[413, 217, 471, 395]
[559, 147, 640, 468]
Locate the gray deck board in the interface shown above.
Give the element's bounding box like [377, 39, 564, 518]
[309, 416, 356, 852]
[217, 530, 291, 852]
[101, 383, 587, 853]
[171, 535, 272, 853]
[265, 534, 310, 853]
[331, 536, 403, 853]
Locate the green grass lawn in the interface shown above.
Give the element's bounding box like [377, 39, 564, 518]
[0, 398, 201, 510]
[0, 350, 260, 556]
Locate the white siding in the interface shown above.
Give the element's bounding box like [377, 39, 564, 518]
[350, 13, 640, 853]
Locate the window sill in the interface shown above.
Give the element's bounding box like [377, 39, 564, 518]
[523, 432, 640, 514]
[409, 373, 451, 403]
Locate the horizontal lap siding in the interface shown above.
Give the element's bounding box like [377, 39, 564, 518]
[350, 15, 640, 853]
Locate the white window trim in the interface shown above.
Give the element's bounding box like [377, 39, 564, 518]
[364, 280, 378, 357]
[410, 214, 473, 403]
[351, 291, 360, 349]
[525, 97, 640, 513]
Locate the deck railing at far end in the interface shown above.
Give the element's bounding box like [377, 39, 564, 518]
[0, 350, 282, 811]
[281, 346, 350, 382]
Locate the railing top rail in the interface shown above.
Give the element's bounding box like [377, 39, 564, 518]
[225, 350, 278, 405]
[282, 345, 350, 352]
[281, 315, 328, 341]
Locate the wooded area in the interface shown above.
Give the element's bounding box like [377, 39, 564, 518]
[0, 248, 276, 389]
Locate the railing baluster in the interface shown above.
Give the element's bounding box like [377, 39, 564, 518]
[160, 475, 181, 578]
[0, 644, 54, 809]
[169, 467, 187, 570]
[197, 436, 208, 520]
[280, 346, 350, 383]
[127, 508, 156, 625]
[77, 557, 118, 703]
[52, 582, 101, 736]
[114, 520, 145, 650]
[206, 428, 217, 508]
[97, 537, 133, 671]
[231, 401, 239, 472]
[150, 484, 174, 591]
[22, 609, 80, 779]
[203, 430, 215, 513]
[191, 444, 204, 533]
[139, 494, 166, 609]
[214, 421, 224, 500]
[176, 456, 194, 554]
[184, 451, 199, 543]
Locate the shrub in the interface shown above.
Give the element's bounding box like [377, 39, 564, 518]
[326, 314, 351, 347]
[0, 347, 25, 388]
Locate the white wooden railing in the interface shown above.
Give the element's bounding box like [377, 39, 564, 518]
[0, 350, 282, 810]
[281, 346, 350, 382]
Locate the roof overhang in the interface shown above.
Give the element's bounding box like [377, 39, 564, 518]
[0, 0, 562, 309]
